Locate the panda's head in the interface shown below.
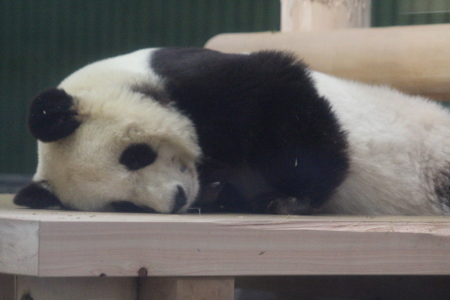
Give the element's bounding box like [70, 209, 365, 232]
[14, 84, 201, 213]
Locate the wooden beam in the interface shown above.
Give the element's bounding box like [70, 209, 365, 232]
[0, 273, 15, 300]
[236, 275, 450, 299]
[280, 0, 371, 32]
[205, 24, 450, 101]
[138, 277, 234, 300]
[2, 195, 450, 277]
[0, 218, 38, 275]
[16, 276, 137, 300]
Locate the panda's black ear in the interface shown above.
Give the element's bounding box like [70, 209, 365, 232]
[14, 181, 63, 209]
[28, 88, 81, 142]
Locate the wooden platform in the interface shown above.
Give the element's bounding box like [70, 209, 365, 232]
[1, 194, 450, 299]
[3, 194, 450, 277]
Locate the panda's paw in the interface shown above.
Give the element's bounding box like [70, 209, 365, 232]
[267, 197, 314, 215]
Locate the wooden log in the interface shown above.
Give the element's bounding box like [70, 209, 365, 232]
[280, 0, 371, 32]
[138, 277, 234, 300]
[205, 24, 450, 101]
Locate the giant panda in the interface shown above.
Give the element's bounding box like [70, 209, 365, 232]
[13, 47, 450, 215]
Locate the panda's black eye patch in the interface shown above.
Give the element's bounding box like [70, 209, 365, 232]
[120, 143, 157, 171]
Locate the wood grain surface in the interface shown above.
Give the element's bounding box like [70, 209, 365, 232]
[1, 194, 450, 277]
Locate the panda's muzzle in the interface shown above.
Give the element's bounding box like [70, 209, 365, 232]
[172, 185, 187, 213]
[110, 186, 187, 213]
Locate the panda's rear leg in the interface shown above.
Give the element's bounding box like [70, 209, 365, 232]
[267, 196, 314, 215]
[245, 191, 314, 215]
[249, 144, 349, 215]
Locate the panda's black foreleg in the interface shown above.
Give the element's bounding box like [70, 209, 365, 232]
[247, 103, 350, 215]
[248, 144, 348, 215]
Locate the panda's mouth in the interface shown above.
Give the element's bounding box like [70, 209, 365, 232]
[110, 201, 157, 213]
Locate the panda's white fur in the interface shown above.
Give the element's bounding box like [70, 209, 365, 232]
[15, 48, 450, 215]
[33, 49, 200, 213]
[314, 72, 450, 215]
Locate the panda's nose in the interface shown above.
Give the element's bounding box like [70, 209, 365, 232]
[172, 185, 187, 213]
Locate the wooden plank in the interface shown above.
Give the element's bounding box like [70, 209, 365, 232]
[138, 277, 234, 300]
[205, 24, 450, 101]
[35, 218, 450, 276]
[2, 194, 450, 277]
[0, 273, 15, 300]
[0, 217, 39, 276]
[16, 276, 137, 300]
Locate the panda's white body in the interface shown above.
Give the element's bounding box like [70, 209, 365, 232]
[314, 72, 450, 215]
[15, 48, 450, 215]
